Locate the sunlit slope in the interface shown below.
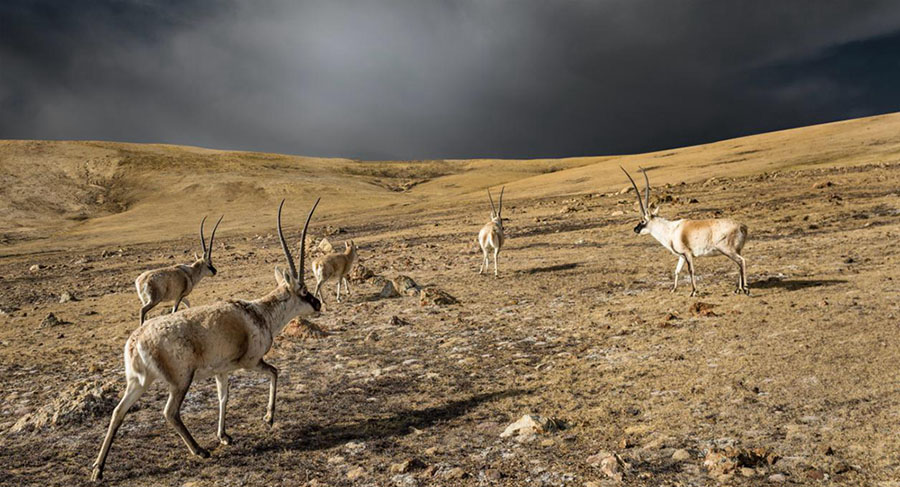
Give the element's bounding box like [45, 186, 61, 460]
[2, 111, 899, 254]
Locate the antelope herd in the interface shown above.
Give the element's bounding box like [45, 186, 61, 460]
[93, 168, 750, 481]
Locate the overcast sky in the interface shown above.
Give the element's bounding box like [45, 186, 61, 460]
[2, 1, 900, 160]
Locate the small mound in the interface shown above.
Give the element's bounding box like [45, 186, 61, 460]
[9, 379, 119, 434]
[281, 318, 330, 340]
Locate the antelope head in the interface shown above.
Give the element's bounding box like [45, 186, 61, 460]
[194, 215, 224, 276]
[621, 166, 659, 235]
[487, 186, 505, 227]
[275, 199, 322, 314]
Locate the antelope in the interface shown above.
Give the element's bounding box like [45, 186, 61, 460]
[135, 216, 223, 324]
[312, 240, 358, 304]
[478, 187, 505, 277]
[621, 167, 749, 296]
[91, 199, 322, 482]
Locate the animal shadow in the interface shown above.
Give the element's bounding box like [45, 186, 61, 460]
[751, 278, 847, 291]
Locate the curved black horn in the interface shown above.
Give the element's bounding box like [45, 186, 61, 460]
[199, 216, 209, 256]
[298, 197, 321, 280]
[206, 215, 223, 260]
[498, 186, 505, 217]
[487, 189, 498, 218]
[277, 200, 298, 279]
[620, 166, 647, 216]
[639, 166, 651, 211]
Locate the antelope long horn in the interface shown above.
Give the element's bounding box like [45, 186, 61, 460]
[498, 186, 505, 218]
[487, 189, 498, 218]
[277, 200, 298, 279]
[206, 215, 223, 260]
[199, 216, 209, 256]
[298, 197, 321, 281]
[640, 166, 651, 211]
[620, 166, 647, 216]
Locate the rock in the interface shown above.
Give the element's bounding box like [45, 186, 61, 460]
[10, 379, 119, 433]
[444, 467, 468, 479]
[281, 318, 329, 340]
[806, 469, 825, 480]
[610, 210, 625, 216]
[424, 446, 439, 456]
[703, 451, 737, 476]
[419, 287, 458, 306]
[390, 458, 425, 474]
[390, 315, 412, 326]
[596, 453, 629, 482]
[740, 467, 756, 477]
[346, 466, 365, 480]
[672, 449, 691, 461]
[349, 263, 374, 282]
[767, 473, 787, 482]
[393, 275, 420, 296]
[364, 331, 379, 342]
[812, 181, 834, 189]
[40, 313, 68, 328]
[619, 186, 634, 194]
[59, 291, 78, 303]
[500, 414, 558, 439]
[316, 237, 334, 253]
[483, 468, 502, 481]
[689, 301, 718, 317]
[380, 280, 400, 298]
[29, 264, 45, 272]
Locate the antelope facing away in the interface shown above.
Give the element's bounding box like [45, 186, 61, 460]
[478, 187, 505, 276]
[91, 199, 322, 482]
[621, 167, 749, 296]
[135, 216, 223, 324]
[312, 240, 358, 304]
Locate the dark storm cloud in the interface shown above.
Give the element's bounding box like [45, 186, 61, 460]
[2, 1, 900, 159]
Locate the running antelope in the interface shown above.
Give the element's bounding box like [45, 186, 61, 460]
[312, 240, 357, 304]
[134, 216, 223, 324]
[478, 187, 505, 276]
[621, 167, 749, 296]
[91, 199, 322, 482]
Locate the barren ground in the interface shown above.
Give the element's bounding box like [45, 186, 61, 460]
[1, 114, 900, 486]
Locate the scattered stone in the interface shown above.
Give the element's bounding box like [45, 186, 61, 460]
[689, 301, 718, 317]
[346, 466, 365, 480]
[29, 264, 45, 272]
[349, 263, 374, 281]
[444, 467, 468, 479]
[672, 449, 691, 461]
[40, 313, 69, 328]
[812, 181, 834, 189]
[483, 468, 503, 481]
[806, 469, 825, 480]
[380, 280, 401, 298]
[11, 379, 119, 433]
[704, 447, 777, 477]
[768, 473, 787, 483]
[59, 291, 78, 303]
[390, 458, 425, 474]
[316, 237, 334, 254]
[618, 437, 634, 449]
[589, 452, 629, 482]
[419, 287, 458, 306]
[392, 275, 420, 296]
[424, 446, 439, 456]
[390, 315, 413, 326]
[740, 467, 756, 477]
[610, 210, 625, 216]
[364, 331, 379, 342]
[500, 414, 558, 440]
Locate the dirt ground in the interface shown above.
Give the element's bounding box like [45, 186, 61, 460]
[1, 117, 900, 486]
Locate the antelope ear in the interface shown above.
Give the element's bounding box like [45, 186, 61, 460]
[650, 205, 660, 216]
[274, 266, 291, 287]
[194, 252, 200, 260]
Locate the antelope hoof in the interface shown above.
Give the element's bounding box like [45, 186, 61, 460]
[743, 288, 751, 296]
[690, 290, 698, 297]
[218, 433, 233, 445]
[194, 448, 210, 459]
[90, 467, 102, 482]
[264, 413, 274, 426]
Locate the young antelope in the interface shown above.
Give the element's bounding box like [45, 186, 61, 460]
[312, 240, 358, 304]
[135, 215, 223, 324]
